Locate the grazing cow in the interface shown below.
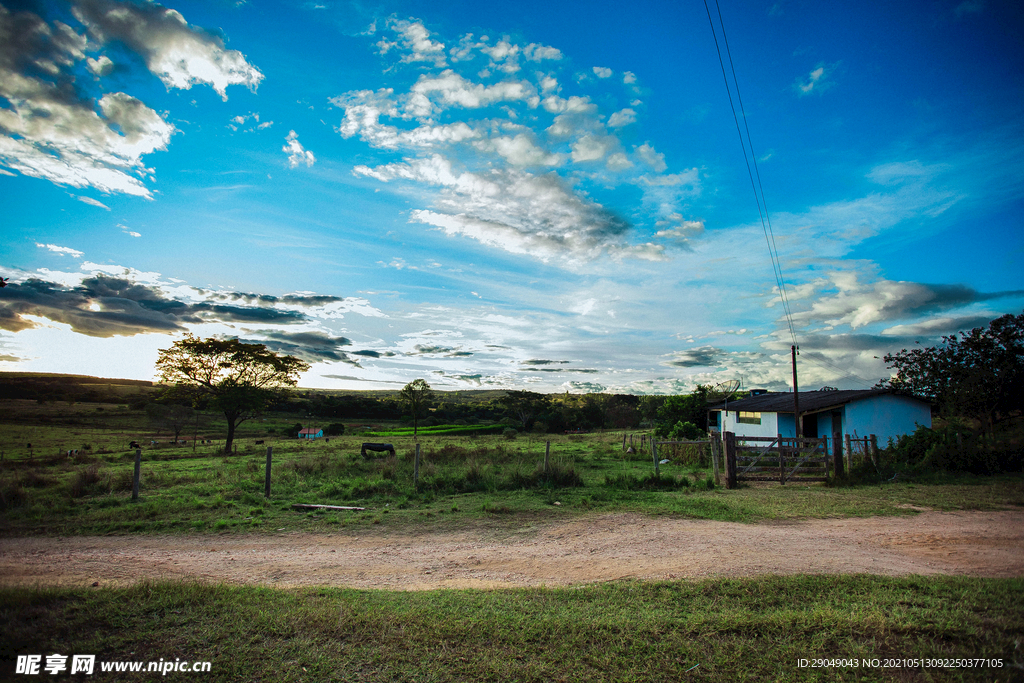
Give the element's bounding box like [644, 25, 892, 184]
[255, 440, 265, 445]
[128, 441, 141, 450]
[360, 442, 396, 459]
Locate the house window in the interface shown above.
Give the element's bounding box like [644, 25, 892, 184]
[737, 411, 762, 425]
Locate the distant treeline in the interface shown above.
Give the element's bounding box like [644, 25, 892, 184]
[0, 373, 155, 406]
[0, 373, 713, 435]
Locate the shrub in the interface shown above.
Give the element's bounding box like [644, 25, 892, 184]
[604, 472, 691, 491]
[326, 422, 345, 436]
[70, 464, 102, 498]
[884, 423, 1023, 476]
[502, 427, 518, 440]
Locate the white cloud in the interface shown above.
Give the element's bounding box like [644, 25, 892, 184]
[785, 271, 992, 329]
[592, 66, 613, 79]
[283, 131, 315, 168]
[0, 1, 257, 198]
[74, 195, 110, 210]
[636, 142, 667, 172]
[377, 18, 447, 68]
[475, 134, 563, 167]
[356, 154, 640, 263]
[73, 0, 263, 100]
[524, 43, 563, 61]
[608, 108, 636, 128]
[36, 243, 84, 258]
[795, 63, 833, 96]
[622, 71, 636, 84]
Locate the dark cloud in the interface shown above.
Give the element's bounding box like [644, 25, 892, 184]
[322, 375, 406, 384]
[408, 344, 473, 357]
[663, 345, 725, 368]
[0, 276, 306, 338]
[213, 291, 349, 307]
[523, 367, 599, 373]
[351, 350, 397, 358]
[241, 330, 356, 364]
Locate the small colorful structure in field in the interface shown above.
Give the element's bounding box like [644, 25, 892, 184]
[298, 427, 323, 439]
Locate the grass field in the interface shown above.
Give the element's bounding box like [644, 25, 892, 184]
[2, 395, 1023, 681]
[2, 576, 1021, 682]
[2, 408, 1022, 536]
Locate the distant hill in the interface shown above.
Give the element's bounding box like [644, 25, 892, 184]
[0, 372, 514, 405]
[0, 372, 156, 404]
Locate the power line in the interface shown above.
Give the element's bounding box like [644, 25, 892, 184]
[702, 0, 798, 346]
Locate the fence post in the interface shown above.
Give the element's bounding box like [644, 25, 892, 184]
[725, 432, 737, 489]
[844, 434, 852, 467]
[264, 446, 273, 498]
[824, 437, 830, 480]
[622, 433, 626, 451]
[870, 435, 878, 467]
[132, 448, 141, 501]
[414, 443, 420, 488]
[779, 434, 785, 484]
[545, 441, 550, 473]
[711, 435, 721, 487]
[833, 431, 844, 480]
[652, 440, 660, 476]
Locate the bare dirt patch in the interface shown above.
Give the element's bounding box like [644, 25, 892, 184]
[2, 511, 1021, 591]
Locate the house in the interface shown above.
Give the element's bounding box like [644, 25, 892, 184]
[709, 389, 931, 444]
[298, 427, 323, 439]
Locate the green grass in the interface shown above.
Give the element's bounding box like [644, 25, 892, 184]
[1, 426, 1022, 536]
[1, 576, 1020, 682]
[1, 400, 1022, 537]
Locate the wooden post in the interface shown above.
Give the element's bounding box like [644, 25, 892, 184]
[870, 435, 879, 466]
[414, 443, 421, 488]
[824, 437, 830, 480]
[711, 436, 721, 486]
[724, 432, 737, 489]
[544, 441, 550, 473]
[132, 448, 141, 501]
[264, 446, 273, 498]
[622, 433, 626, 451]
[779, 434, 785, 484]
[833, 431, 844, 480]
[845, 434, 853, 467]
[652, 440, 660, 476]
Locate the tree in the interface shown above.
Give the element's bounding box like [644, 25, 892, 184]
[145, 402, 195, 442]
[655, 386, 710, 438]
[400, 379, 433, 437]
[155, 335, 309, 453]
[879, 312, 1024, 434]
[498, 390, 549, 431]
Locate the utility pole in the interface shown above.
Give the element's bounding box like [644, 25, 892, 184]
[791, 345, 801, 438]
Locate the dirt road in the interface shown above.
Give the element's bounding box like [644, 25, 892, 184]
[2, 510, 1021, 590]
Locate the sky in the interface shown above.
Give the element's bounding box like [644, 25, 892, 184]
[1, 0, 1022, 395]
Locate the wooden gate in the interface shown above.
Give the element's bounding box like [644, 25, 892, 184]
[724, 432, 830, 487]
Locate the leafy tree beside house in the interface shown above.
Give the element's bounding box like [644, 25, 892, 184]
[655, 386, 711, 439]
[156, 335, 310, 453]
[879, 312, 1024, 435]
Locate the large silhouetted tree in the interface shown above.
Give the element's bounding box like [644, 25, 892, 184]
[156, 335, 309, 453]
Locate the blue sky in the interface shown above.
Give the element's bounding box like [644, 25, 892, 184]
[1, 0, 1022, 394]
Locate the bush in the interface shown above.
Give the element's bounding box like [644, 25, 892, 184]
[884, 423, 1023, 475]
[604, 472, 691, 491]
[502, 427, 518, 440]
[325, 422, 345, 436]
